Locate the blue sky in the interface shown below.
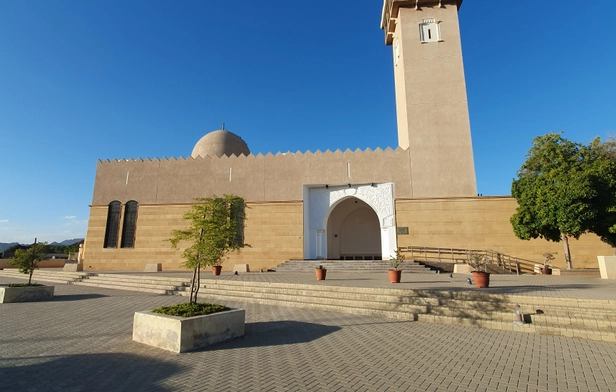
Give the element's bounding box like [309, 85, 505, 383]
[0, 1, 615, 244]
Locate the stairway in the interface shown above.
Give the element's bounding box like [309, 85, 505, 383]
[275, 259, 434, 273]
[73, 273, 191, 295]
[1, 269, 614, 342]
[416, 292, 616, 342]
[0, 269, 189, 295]
[0, 269, 89, 284]
[191, 278, 433, 320]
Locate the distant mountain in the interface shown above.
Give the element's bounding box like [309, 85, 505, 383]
[0, 238, 84, 250]
[49, 238, 84, 246]
[0, 242, 19, 253]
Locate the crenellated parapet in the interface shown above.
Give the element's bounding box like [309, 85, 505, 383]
[97, 146, 404, 164]
[92, 146, 415, 206]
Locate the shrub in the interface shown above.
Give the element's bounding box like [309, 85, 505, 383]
[152, 302, 230, 318]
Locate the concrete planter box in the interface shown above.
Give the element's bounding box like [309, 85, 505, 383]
[133, 308, 245, 353]
[0, 285, 54, 303]
[598, 256, 616, 279]
[63, 261, 83, 272]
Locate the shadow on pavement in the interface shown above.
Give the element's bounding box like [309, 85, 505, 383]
[0, 353, 184, 392]
[203, 320, 341, 352]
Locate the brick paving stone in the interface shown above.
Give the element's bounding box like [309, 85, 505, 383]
[1, 276, 616, 391]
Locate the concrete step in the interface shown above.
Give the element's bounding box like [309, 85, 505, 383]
[197, 280, 440, 306]
[77, 279, 183, 291]
[529, 313, 616, 332]
[195, 286, 428, 314]
[525, 308, 616, 321]
[76, 275, 189, 292]
[416, 314, 616, 342]
[0, 269, 88, 278]
[429, 307, 518, 322]
[83, 274, 190, 288]
[197, 278, 437, 297]
[89, 273, 191, 285]
[440, 298, 616, 314]
[0, 269, 88, 283]
[194, 291, 418, 321]
[276, 260, 434, 272]
[71, 281, 171, 295]
[428, 307, 616, 332]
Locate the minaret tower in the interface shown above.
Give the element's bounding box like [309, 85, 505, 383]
[381, 0, 477, 197]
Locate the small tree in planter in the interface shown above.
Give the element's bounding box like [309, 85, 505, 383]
[1, 240, 55, 303]
[168, 195, 248, 303]
[134, 196, 248, 353]
[8, 240, 49, 286]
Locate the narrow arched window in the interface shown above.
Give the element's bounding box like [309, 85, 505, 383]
[230, 198, 246, 246]
[121, 200, 138, 248]
[103, 201, 122, 248]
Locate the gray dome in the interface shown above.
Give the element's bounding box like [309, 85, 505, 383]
[191, 130, 250, 158]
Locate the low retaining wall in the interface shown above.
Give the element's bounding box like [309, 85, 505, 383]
[0, 259, 66, 269]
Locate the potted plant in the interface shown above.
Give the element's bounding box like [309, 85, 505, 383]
[315, 265, 327, 280]
[467, 251, 490, 288]
[388, 250, 405, 283]
[541, 253, 554, 275]
[1, 240, 54, 303]
[133, 195, 248, 353]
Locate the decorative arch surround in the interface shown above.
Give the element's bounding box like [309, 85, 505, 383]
[120, 200, 139, 248]
[103, 201, 122, 248]
[303, 183, 397, 260]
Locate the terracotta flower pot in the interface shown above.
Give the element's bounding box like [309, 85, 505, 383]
[388, 269, 402, 283]
[315, 268, 327, 280]
[541, 267, 552, 275]
[212, 265, 222, 276]
[472, 271, 490, 288]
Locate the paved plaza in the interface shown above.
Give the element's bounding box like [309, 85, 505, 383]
[1, 274, 616, 392]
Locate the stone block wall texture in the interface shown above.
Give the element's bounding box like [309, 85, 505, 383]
[83, 201, 303, 271]
[83, 196, 611, 271]
[92, 148, 418, 206]
[395, 196, 613, 269]
[0, 259, 65, 269]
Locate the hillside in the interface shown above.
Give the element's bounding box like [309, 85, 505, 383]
[0, 239, 84, 254]
[0, 242, 19, 253]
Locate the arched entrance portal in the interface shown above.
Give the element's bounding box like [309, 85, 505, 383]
[326, 198, 381, 260]
[303, 182, 396, 260]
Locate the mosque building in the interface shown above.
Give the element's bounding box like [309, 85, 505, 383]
[82, 0, 611, 271]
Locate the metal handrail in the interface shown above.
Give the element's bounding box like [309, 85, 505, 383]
[398, 245, 539, 274]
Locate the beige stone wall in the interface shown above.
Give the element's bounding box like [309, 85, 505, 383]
[395, 197, 613, 269]
[92, 149, 415, 205]
[83, 201, 303, 271]
[0, 259, 66, 269]
[84, 196, 611, 271]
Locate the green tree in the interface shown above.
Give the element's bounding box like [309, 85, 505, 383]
[510, 133, 606, 269]
[168, 195, 247, 303]
[585, 137, 616, 250]
[8, 240, 49, 284]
